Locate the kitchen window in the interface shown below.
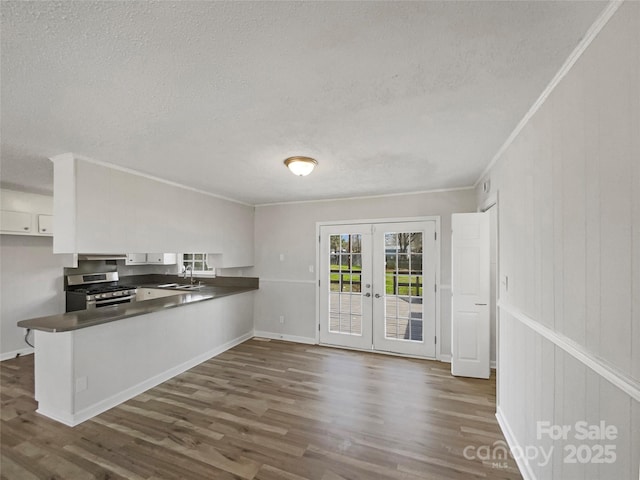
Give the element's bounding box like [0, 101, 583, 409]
[182, 253, 215, 275]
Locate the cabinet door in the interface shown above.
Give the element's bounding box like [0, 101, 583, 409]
[146, 253, 163, 264]
[37, 214, 53, 235]
[1, 210, 32, 233]
[146, 253, 177, 265]
[126, 253, 148, 265]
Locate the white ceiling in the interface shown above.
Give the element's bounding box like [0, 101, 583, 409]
[1, 1, 607, 205]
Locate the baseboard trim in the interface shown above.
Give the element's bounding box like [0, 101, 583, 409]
[499, 302, 640, 402]
[437, 354, 496, 370]
[253, 331, 316, 344]
[259, 278, 316, 284]
[37, 331, 254, 427]
[1, 347, 34, 362]
[496, 406, 536, 480]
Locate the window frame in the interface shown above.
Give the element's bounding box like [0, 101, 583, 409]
[181, 253, 216, 276]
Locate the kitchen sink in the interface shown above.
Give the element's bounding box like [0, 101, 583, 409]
[157, 283, 204, 290]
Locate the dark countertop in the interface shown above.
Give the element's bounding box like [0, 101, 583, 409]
[18, 276, 258, 333]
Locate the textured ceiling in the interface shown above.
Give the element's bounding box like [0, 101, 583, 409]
[1, 1, 607, 205]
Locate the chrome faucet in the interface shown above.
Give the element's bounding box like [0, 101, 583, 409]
[183, 265, 194, 285]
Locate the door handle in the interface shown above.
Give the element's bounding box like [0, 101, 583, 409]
[475, 303, 487, 306]
[364, 293, 371, 297]
[375, 294, 381, 298]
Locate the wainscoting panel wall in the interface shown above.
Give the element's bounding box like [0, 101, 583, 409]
[477, 2, 639, 479]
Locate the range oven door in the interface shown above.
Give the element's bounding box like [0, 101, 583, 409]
[86, 294, 137, 309]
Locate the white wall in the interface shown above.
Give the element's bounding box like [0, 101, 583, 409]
[0, 235, 67, 359]
[251, 188, 476, 357]
[477, 3, 639, 478]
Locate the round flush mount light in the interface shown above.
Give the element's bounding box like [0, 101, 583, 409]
[284, 156, 318, 176]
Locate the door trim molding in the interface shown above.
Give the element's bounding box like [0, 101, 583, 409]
[315, 216, 441, 359]
[316, 216, 441, 227]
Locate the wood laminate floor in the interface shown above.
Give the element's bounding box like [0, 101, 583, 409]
[1, 339, 522, 479]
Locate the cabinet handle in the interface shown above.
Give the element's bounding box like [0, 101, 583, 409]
[42, 229, 47, 232]
[23, 227, 29, 230]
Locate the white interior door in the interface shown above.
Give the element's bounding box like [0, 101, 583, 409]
[372, 222, 436, 357]
[319, 224, 373, 350]
[319, 220, 437, 358]
[451, 212, 490, 378]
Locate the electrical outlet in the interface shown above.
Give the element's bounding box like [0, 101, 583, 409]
[279, 315, 285, 324]
[279, 253, 285, 261]
[308, 265, 314, 273]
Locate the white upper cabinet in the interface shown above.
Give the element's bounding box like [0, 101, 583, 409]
[37, 214, 53, 234]
[51, 154, 254, 267]
[125, 253, 147, 265]
[146, 253, 177, 265]
[126, 253, 177, 265]
[1, 210, 32, 233]
[0, 189, 54, 236]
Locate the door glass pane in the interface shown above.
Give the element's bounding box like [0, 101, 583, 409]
[383, 231, 424, 342]
[385, 233, 397, 248]
[351, 235, 362, 253]
[385, 254, 396, 273]
[385, 317, 398, 338]
[409, 232, 423, 253]
[328, 234, 363, 336]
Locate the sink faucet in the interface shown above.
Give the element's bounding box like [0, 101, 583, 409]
[183, 265, 195, 285]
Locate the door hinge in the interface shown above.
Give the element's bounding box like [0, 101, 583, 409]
[434, 284, 437, 293]
[318, 279, 320, 287]
[434, 232, 437, 241]
[319, 324, 321, 331]
[319, 235, 321, 243]
[434, 336, 437, 344]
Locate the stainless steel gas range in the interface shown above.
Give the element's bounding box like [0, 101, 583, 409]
[66, 272, 137, 312]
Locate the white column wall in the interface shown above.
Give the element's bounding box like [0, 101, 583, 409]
[52, 155, 255, 267]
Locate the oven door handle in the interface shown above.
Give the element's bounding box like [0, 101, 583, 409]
[87, 294, 137, 306]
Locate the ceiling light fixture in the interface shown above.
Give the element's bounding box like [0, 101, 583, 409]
[284, 156, 318, 176]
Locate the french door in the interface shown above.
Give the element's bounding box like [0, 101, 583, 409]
[319, 220, 437, 358]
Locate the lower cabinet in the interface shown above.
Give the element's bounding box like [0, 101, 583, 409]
[136, 288, 181, 302]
